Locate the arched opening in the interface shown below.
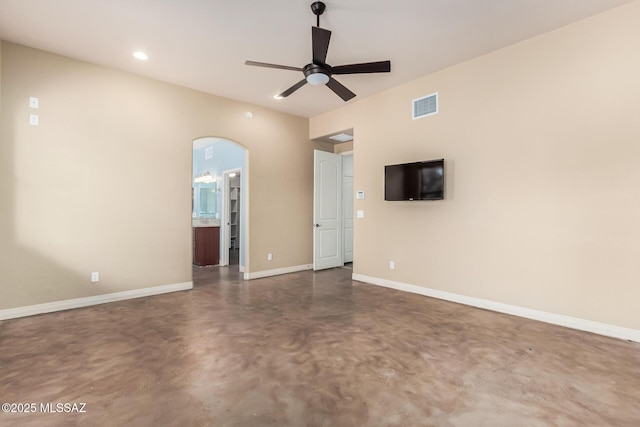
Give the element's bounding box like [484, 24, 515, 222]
[192, 137, 248, 273]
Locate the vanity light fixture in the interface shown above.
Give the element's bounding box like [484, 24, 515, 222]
[194, 172, 216, 183]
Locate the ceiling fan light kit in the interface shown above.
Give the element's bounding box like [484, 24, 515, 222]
[245, 1, 391, 102]
[304, 63, 330, 86]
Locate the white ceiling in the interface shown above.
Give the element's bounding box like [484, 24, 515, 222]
[0, 0, 634, 118]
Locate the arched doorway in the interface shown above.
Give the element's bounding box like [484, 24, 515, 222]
[192, 137, 248, 272]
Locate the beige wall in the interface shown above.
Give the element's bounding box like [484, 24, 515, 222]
[0, 42, 313, 310]
[334, 141, 354, 154]
[310, 2, 640, 330]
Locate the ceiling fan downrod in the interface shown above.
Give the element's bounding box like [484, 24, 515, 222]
[311, 1, 326, 27]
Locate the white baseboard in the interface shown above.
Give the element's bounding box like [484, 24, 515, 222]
[0, 281, 193, 321]
[352, 274, 640, 343]
[244, 264, 312, 280]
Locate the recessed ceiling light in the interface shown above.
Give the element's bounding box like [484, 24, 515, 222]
[245, 112, 253, 119]
[132, 51, 149, 61]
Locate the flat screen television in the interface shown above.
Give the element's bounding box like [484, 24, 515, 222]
[385, 159, 444, 201]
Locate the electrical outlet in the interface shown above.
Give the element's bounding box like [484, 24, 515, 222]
[267, 253, 273, 261]
[389, 261, 395, 270]
[29, 114, 39, 126]
[91, 272, 99, 283]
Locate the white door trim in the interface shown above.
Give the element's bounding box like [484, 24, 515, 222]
[342, 153, 354, 264]
[220, 168, 242, 267]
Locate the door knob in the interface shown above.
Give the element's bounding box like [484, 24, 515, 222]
[314, 224, 321, 227]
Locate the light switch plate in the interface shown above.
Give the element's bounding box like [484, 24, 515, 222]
[356, 191, 365, 199]
[29, 97, 39, 109]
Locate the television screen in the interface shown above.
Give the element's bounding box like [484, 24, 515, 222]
[385, 159, 444, 201]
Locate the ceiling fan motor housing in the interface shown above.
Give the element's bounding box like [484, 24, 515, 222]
[304, 63, 331, 85]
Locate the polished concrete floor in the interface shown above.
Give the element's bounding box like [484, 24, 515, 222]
[1, 266, 639, 426]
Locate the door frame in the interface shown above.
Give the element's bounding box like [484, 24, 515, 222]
[341, 151, 354, 264]
[220, 167, 242, 267]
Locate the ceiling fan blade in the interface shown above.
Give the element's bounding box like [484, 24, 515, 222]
[332, 60, 391, 75]
[278, 79, 308, 98]
[326, 78, 356, 102]
[245, 61, 303, 72]
[312, 26, 331, 65]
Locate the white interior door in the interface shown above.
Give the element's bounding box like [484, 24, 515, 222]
[313, 150, 342, 270]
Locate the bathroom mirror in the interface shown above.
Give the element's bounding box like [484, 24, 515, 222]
[198, 184, 217, 217]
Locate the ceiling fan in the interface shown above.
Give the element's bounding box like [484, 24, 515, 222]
[245, 1, 391, 102]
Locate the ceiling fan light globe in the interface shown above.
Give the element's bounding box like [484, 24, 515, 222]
[306, 73, 330, 86]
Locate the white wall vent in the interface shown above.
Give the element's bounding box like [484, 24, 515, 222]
[412, 92, 438, 120]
